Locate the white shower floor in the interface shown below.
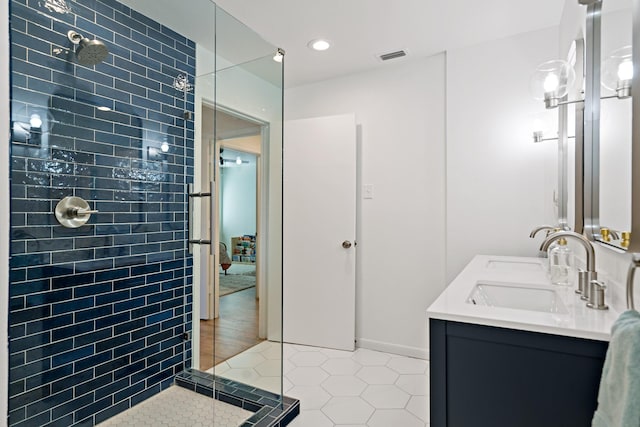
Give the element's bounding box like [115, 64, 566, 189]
[97, 385, 252, 427]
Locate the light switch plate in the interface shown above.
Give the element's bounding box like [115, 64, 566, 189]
[363, 184, 374, 199]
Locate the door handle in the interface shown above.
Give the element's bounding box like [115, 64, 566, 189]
[342, 240, 352, 249]
[188, 182, 214, 255]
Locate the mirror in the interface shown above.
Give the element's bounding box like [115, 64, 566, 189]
[584, 0, 633, 250]
[564, 39, 584, 233]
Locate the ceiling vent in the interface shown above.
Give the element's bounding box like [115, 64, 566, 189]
[378, 49, 408, 62]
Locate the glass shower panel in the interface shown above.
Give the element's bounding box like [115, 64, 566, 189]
[212, 5, 284, 398]
[7, 0, 211, 424]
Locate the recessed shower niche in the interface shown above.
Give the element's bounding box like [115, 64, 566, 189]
[8, 0, 292, 425]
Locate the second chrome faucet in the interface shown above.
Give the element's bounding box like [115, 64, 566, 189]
[540, 230, 608, 310]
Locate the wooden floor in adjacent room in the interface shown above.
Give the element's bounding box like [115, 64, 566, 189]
[199, 286, 263, 371]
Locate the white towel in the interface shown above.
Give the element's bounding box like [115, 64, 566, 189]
[592, 310, 640, 427]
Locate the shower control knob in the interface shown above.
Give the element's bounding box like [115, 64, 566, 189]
[55, 196, 99, 229]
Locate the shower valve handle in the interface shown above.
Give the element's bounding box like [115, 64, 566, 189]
[55, 196, 98, 228]
[68, 207, 99, 217]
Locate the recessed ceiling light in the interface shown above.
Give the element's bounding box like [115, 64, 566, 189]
[308, 39, 331, 51]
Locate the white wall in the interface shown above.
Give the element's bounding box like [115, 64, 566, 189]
[220, 160, 257, 250]
[1, 0, 9, 423]
[446, 27, 560, 282]
[286, 55, 447, 358]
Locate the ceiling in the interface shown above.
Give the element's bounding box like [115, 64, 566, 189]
[122, 0, 566, 88]
[212, 0, 566, 88]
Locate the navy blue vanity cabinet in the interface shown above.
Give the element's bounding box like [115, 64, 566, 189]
[430, 319, 608, 427]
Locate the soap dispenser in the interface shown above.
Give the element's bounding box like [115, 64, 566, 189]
[549, 238, 574, 286]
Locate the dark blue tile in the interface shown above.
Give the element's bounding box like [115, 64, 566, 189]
[114, 381, 145, 403]
[50, 249, 94, 264]
[73, 350, 112, 373]
[95, 312, 130, 329]
[114, 296, 145, 313]
[113, 338, 145, 358]
[9, 253, 49, 269]
[131, 302, 160, 318]
[9, 353, 50, 382]
[73, 283, 111, 299]
[25, 339, 73, 364]
[75, 139, 114, 156]
[96, 290, 129, 306]
[25, 366, 74, 391]
[75, 305, 112, 323]
[75, 258, 116, 273]
[11, 198, 50, 213]
[25, 314, 73, 335]
[74, 396, 112, 423]
[77, 16, 117, 42]
[11, 410, 50, 427]
[130, 383, 161, 406]
[10, 279, 49, 297]
[95, 399, 129, 424]
[52, 297, 94, 316]
[114, 255, 146, 268]
[113, 359, 145, 381]
[26, 289, 72, 307]
[51, 321, 94, 342]
[8, 381, 25, 399]
[162, 279, 183, 291]
[96, 224, 131, 235]
[146, 367, 173, 387]
[146, 329, 172, 346]
[50, 393, 93, 420]
[52, 345, 94, 368]
[27, 238, 74, 253]
[75, 373, 114, 398]
[10, 305, 51, 325]
[114, 234, 145, 246]
[161, 44, 187, 64]
[129, 344, 160, 364]
[52, 273, 95, 289]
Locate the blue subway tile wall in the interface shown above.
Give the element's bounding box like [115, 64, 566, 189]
[9, 0, 196, 425]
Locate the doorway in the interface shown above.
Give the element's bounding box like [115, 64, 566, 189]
[199, 106, 266, 371]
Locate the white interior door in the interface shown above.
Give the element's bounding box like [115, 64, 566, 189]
[283, 114, 357, 351]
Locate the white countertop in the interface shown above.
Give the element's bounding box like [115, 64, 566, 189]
[427, 255, 621, 342]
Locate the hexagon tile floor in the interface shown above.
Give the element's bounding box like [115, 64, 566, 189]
[215, 341, 430, 427]
[97, 385, 252, 427]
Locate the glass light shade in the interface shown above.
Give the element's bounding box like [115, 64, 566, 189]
[602, 45, 632, 96]
[530, 60, 576, 107]
[29, 114, 42, 128]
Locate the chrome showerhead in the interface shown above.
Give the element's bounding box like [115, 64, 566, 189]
[67, 30, 109, 66]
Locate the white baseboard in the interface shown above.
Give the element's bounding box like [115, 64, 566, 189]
[356, 338, 429, 360]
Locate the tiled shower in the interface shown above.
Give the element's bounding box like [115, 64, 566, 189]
[6, 0, 289, 424]
[8, 0, 196, 425]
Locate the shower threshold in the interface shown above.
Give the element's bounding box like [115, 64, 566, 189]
[175, 369, 300, 426]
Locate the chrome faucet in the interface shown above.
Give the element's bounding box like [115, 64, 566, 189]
[529, 225, 555, 239]
[530, 225, 556, 257]
[541, 231, 603, 308]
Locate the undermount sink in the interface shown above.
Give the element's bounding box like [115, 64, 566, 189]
[485, 259, 543, 271]
[467, 282, 568, 314]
